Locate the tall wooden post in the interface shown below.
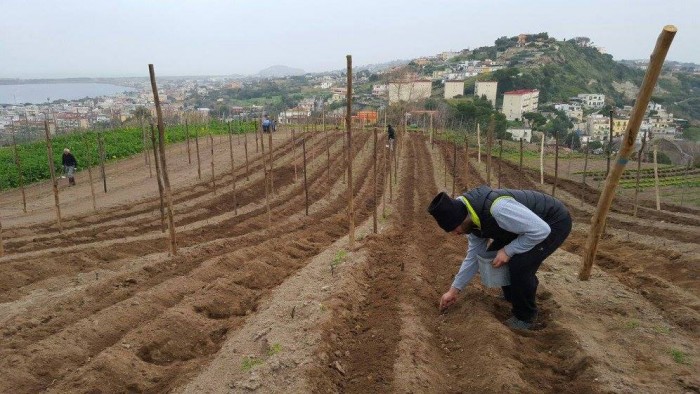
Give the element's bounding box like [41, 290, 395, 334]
[195, 127, 202, 180]
[150, 124, 166, 233]
[607, 110, 614, 177]
[44, 121, 62, 232]
[581, 145, 589, 207]
[580, 26, 676, 280]
[228, 122, 238, 215]
[11, 131, 27, 213]
[552, 130, 559, 196]
[292, 128, 298, 182]
[452, 140, 457, 196]
[633, 131, 648, 216]
[540, 133, 545, 185]
[268, 129, 274, 194]
[149, 64, 178, 256]
[477, 123, 481, 163]
[486, 117, 494, 186]
[244, 132, 250, 181]
[653, 145, 661, 210]
[209, 134, 216, 193]
[346, 55, 355, 248]
[519, 137, 524, 188]
[303, 138, 309, 215]
[464, 137, 469, 190]
[185, 119, 192, 164]
[373, 127, 378, 233]
[83, 134, 97, 211]
[326, 125, 331, 190]
[97, 131, 107, 193]
[497, 139, 503, 189]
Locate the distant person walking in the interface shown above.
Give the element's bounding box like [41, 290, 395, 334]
[387, 124, 396, 151]
[62, 148, 78, 186]
[427, 186, 572, 330]
[262, 114, 272, 133]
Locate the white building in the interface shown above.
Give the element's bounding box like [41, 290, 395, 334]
[444, 80, 464, 99]
[506, 128, 532, 143]
[474, 81, 498, 107]
[554, 103, 583, 122]
[388, 80, 432, 104]
[502, 89, 539, 120]
[577, 93, 605, 109]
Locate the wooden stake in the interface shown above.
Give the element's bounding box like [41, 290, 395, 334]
[98, 131, 107, 193]
[452, 140, 457, 196]
[373, 127, 378, 234]
[244, 132, 250, 181]
[579, 26, 676, 280]
[185, 119, 192, 165]
[149, 64, 178, 256]
[632, 131, 647, 216]
[83, 134, 97, 211]
[0, 213, 4, 257]
[552, 130, 559, 196]
[518, 137, 524, 188]
[195, 127, 202, 180]
[150, 124, 166, 232]
[653, 145, 661, 210]
[326, 125, 331, 190]
[498, 139, 503, 189]
[292, 129, 298, 182]
[540, 133, 545, 185]
[607, 110, 613, 177]
[268, 128, 274, 194]
[477, 123, 481, 163]
[581, 144, 589, 207]
[303, 138, 309, 215]
[11, 131, 27, 213]
[464, 136, 469, 190]
[346, 54, 355, 248]
[209, 134, 216, 193]
[486, 117, 494, 186]
[227, 122, 238, 215]
[44, 120, 62, 232]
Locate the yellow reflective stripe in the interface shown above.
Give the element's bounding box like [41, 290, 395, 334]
[457, 196, 480, 229]
[490, 196, 515, 215]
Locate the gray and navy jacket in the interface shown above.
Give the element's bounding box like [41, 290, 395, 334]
[451, 185, 570, 290]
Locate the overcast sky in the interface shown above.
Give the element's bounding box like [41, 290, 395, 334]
[1, 0, 697, 78]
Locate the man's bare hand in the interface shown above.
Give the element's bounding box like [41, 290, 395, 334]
[439, 287, 460, 311]
[492, 248, 511, 268]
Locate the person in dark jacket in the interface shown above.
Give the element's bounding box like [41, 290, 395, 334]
[62, 148, 78, 186]
[387, 124, 396, 151]
[427, 186, 572, 330]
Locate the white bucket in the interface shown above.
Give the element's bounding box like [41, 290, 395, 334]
[476, 252, 511, 288]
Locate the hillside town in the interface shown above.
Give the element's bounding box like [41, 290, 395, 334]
[0, 33, 695, 154]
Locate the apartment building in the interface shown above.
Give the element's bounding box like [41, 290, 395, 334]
[502, 89, 539, 120]
[474, 81, 498, 107]
[388, 80, 432, 104]
[577, 93, 605, 109]
[444, 80, 464, 99]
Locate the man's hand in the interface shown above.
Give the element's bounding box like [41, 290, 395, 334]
[439, 287, 460, 311]
[492, 248, 511, 268]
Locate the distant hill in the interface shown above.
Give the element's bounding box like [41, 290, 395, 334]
[258, 65, 306, 78]
[453, 34, 699, 124]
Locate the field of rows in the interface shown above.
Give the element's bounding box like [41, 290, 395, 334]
[0, 127, 697, 392]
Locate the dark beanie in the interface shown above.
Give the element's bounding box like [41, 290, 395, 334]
[427, 192, 467, 232]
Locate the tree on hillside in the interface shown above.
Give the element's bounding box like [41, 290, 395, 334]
[523, 112, 547, 130]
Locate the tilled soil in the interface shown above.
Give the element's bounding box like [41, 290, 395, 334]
[0, 131, 697, 393]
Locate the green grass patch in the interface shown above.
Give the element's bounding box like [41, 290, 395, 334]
[670, 349, 691, 365]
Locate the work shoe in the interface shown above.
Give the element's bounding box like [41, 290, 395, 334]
[505, 316, 533, 330]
